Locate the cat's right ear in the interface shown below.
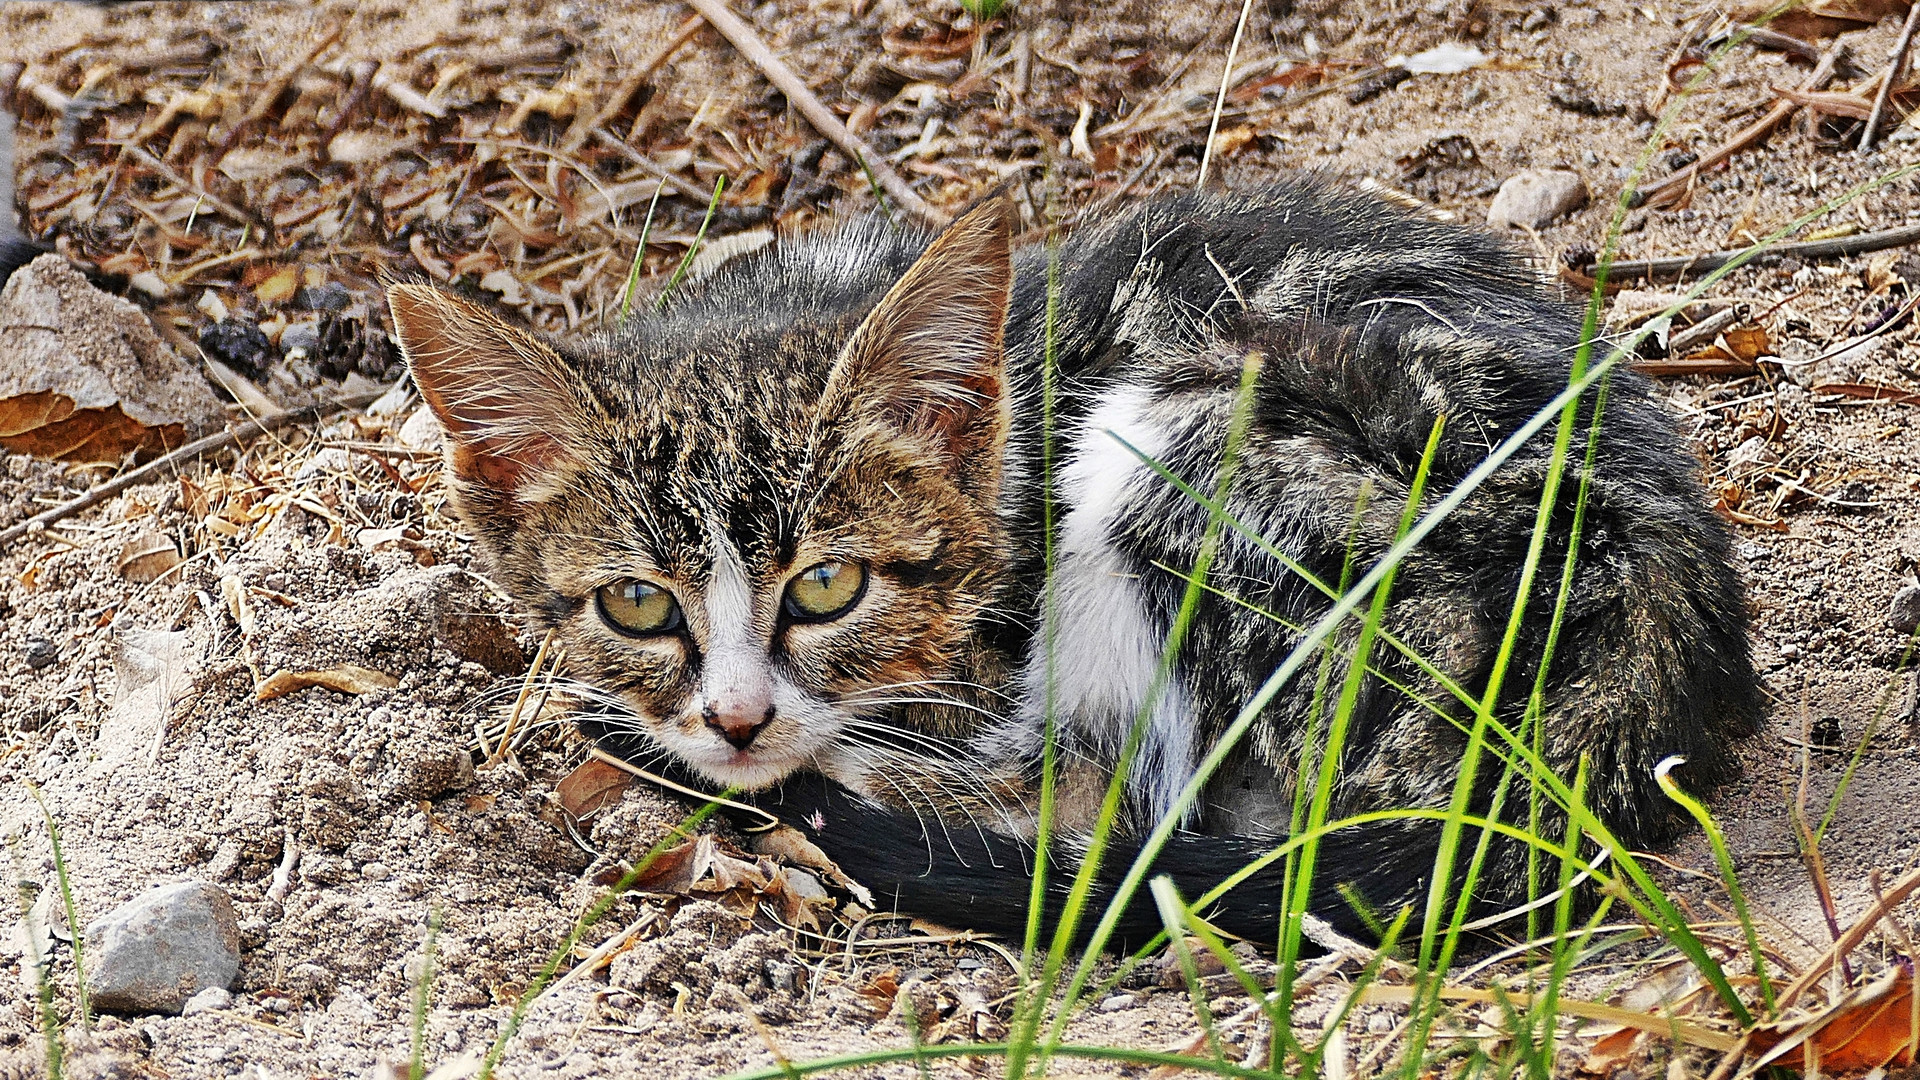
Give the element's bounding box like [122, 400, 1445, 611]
[823, 195, 1015, 498]
[386, 284, 587, 508]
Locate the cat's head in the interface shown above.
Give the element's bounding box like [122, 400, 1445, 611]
[387, 198, 1015, 791]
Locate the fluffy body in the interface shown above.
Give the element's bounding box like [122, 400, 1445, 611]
[392, 181, 1761, 945]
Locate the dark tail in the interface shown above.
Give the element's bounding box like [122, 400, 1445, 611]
[734, 771, 1435, 951]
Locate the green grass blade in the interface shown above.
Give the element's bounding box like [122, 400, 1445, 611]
[1654, 756, 1775, 1013]
[1149, 877, 1226, 1067]
[653, 174, 726, 311]
[26, 784, 88, 1031]
[1019, 208, 1066, 982]
[1018, 352, 1264, 1076]
[615, 180, 667, 321]
[409, 906, 442, 1080]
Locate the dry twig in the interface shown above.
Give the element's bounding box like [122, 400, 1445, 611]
[1585, 221, 1920, 281]
[1636, 43, 1843, 210]
[0, 392, 382, 551]
[1861, 1, 1920, 151]
[680, 0, 948, 228]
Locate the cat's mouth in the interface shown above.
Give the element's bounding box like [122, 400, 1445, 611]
[681, 742, 809, 791]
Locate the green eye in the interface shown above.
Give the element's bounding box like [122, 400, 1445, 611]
[783, 561, 867, 622]
[596, 580, 683, 636]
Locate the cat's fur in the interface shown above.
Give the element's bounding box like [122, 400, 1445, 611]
[389, 181, 1761, 947]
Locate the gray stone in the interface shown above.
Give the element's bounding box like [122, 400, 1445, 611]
[0, 254, 225, 462]
[85, 881, 241, 1015]
[1487, 169, 1589, 230]
[1890, 584, 1920, 636]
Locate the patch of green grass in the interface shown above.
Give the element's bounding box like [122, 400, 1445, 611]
[615, 180, 668, 322]
[702, 11, 1920, 1079]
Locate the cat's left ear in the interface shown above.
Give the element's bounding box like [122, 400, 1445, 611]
[825, 196, 1014, 497]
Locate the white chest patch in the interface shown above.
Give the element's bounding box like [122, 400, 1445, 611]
[1022, 383, 1198, 825]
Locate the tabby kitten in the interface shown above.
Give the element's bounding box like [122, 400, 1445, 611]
[388, 181, 1759, 946]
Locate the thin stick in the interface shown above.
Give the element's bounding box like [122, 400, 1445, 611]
[564, 14, 705, 152]
[123, 145, 261, 228]
[0, 392, 382, 551]
[590, 129, 722, 203]
[1637, 42, 1843, 210]
[1195, 0, 1256, 190]
[1862, 1, 1920, 151]
[588, 746, 781, 831]
[680, 0, 947, 228]
[1584, 221, 1920, 280]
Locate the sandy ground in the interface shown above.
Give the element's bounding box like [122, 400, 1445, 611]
[2, 0, 1919, 1076]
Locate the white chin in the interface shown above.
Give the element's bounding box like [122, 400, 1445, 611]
[691, 752, 799, 792]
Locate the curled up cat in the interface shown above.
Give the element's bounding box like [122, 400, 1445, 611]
[386, 180, 1761, 950]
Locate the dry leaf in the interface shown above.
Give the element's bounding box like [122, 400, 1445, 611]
[752, 824, 877, 908]
[554, 757, 632, 822]
[1730, 0, 1910, 39]
[102, 624, 202, 769]
[116, 531, 183, 583]
[255, 664, 399, 701]
[253, 266, 299, 306]
[1722, 326, 1770, 363]
[1580, 1025, 1645, 1074]
[1865, 251, 1904, 295]
[1749, 970, 1916, 1071]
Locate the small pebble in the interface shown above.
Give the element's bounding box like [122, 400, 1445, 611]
[297, 281, 353, 311]
[1487, 169, 1589, 230]
[1098, 994, 1138, 1012]
[360, 861, 390, 881]
[279, 320, 321, 356]
[1889, 584, 1920, 636]
[181, 986, 230, 1015]
[1780, 643, 1802, 660]
[24, 636, 58, 670]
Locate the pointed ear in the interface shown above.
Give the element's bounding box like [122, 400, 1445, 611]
[386, 284, 587, 506]
[823, 196, 1014, 496]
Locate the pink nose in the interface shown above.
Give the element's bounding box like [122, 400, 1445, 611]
[704, 697, 774, 750]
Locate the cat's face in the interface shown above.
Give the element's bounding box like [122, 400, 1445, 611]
[388, 199, 1014, 791]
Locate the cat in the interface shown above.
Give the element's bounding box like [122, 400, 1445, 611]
[387, 180, 1761, 948]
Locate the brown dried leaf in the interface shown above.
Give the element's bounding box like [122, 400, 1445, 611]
[0, 257, 220, 462]
[1749, 971, 1916, 1071]
[1579, 1026, 1645, 1074]
[1730, 0, 1909, 39]
[555, 758, 631, 822]
[253, 265, 299, 306]
[255, 664, 400, 701]
[630, 836, 713, 896]
[1718, 326, 1769, 363]
[752, 824, 877, 907]
[115, 531, 183, 583]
